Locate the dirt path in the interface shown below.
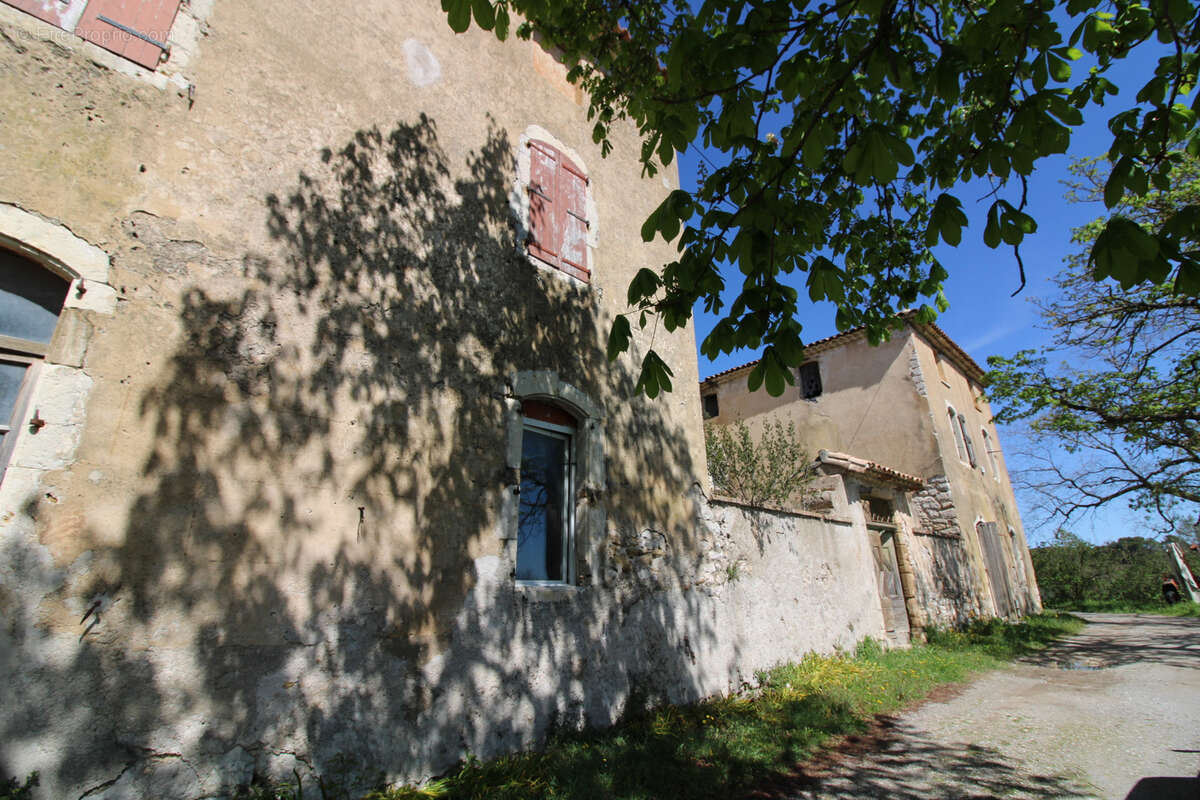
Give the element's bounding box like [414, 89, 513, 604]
[753, 613, 1200, 800]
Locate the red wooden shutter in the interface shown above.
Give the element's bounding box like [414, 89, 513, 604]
[527, 141, 560, 266]
[0, 0, 88, 32]
[558, 156, 589, 280]
[75, 0, 180, 69]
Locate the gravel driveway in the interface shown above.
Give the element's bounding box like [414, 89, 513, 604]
[751, 613, 1200, 800]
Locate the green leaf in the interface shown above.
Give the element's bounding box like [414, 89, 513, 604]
[1091, 217, 1163, 287]
[984, 202, 1003, 249]
[1047, 53, 1072, 82]
[640, 206, 660, 243]
[764, 353, 787, 397]
[1176, 259, 1200, 294]
[1104, 158, 1131, 207]
[635, 350, 674, 398]
[1032, 54, 1048, 92]
[746, 362, 765, 393]
[627, 268, 661, 306]
[471, 0, 495, 30]
[932, 193, 968, 246]
[607, 315, 632, 361]
[493, 4, 509, 39]
[444, 0, 471, 32]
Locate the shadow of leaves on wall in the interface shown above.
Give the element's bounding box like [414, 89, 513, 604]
[5, 114, 714, 797]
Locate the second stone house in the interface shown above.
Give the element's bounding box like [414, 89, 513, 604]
[699, 313, 1043, 628]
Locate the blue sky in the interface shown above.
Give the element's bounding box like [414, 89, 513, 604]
[680, 43, 1172, 545]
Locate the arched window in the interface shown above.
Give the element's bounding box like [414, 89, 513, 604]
[503, 371, 604, 588]
[0, 248, 70, 478]
[517, 399, 576, 583]
[947, 405, 967, 462]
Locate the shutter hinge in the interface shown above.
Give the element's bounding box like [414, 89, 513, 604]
[97, 15, 171, 59]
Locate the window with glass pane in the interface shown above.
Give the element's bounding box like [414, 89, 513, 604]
[0, 248, 69, 479]
[516, 420, 573, 583]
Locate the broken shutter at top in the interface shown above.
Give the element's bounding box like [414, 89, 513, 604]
[527, 140, 590, 282]
[0, 0, 89, 32]
[75, 0, 180, 69]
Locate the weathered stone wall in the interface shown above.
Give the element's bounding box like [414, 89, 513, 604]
[702, 332, 942, 478]
[0, 2, 1036, 797]
[911, 474, 960, 537]
[907, 335, 1043, 616]
[904, 531, 986, 627]
[0, 1, 719, 796]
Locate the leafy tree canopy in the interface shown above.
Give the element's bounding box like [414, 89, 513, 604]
[987, 155, 1200, 525]
[1030, 532, 1181, 608]
[442, 0, 1200, 396]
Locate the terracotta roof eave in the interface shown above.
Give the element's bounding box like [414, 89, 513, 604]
[910, 320, 986, 382]
[816, 449, 925, 490]
[698, 311, 987, 387]
[699, 327, 869, 385]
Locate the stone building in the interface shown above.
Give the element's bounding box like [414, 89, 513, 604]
[699, 315, 1044, 628]
[0, 2, 974, 798]
[0, 1, 714, 795]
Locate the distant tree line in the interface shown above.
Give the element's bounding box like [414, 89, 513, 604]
[1032, 530, 1200, 609]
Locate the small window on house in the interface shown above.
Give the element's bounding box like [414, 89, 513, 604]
[982, 428, 1000, 478]
[947, 405, 967, 462]
[702, 393, 719, 419]
[957, 413, 978, 469]
[1, 0, 181, 69]
[527, 140, 590, 282]
[0, 249, 70, 480]
[799, 362, 822, 399]
[935, 352, 949, 384]
[517, 400, 576, 583]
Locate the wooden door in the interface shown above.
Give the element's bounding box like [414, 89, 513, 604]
[977, 521, 1015, 617]
[870, 529, 911, 646]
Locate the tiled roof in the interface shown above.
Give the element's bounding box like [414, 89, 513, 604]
[698, 311, 985, 385]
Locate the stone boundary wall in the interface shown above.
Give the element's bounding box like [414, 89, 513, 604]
[2, 481, 890, 798]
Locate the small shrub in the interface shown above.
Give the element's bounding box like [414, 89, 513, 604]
[706, 417, 815, 508]
[853, 636, 885, 660]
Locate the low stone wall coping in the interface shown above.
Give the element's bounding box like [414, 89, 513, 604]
[708, 493, 853, 526]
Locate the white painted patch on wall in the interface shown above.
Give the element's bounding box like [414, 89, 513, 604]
[404, 39, 442, 88]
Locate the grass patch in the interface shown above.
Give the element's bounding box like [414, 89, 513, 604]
[360, 612, 1082, 800]
[1048, 599, 1200, 616]
[1159, 602, 1200, 617]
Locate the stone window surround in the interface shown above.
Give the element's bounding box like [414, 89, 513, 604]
[510, 125, 599, 289]
[0, 204, 113, 500]
[500, 371, 605, 598]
